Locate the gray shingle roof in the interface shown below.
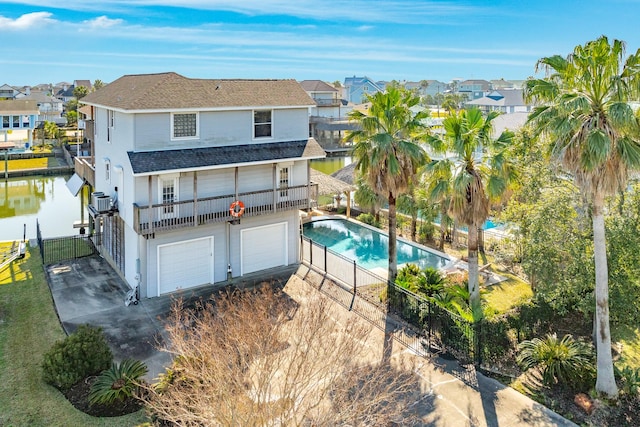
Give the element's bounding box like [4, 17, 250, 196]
[82, 72, 314, 111]
[299, 80, 338, 93]
[128, 138, 325, 175]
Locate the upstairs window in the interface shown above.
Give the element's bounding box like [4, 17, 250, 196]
[254, 110, 272, 138]
[2, 117, 8, 128]
[172, 112, 198, 139]
[12, 116, 19, 128]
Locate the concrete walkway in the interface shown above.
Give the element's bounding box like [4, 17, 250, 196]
[45, 255, 577, 426]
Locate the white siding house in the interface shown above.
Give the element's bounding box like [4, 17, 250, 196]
[81, 72, 324, 298]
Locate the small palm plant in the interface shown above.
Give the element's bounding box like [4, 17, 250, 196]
[517, 333, 594, 388]
[89, 358, 148, 405]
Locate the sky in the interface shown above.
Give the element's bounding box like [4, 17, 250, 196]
[2, 0, 640, 86]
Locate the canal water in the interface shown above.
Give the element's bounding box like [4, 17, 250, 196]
[0, 175, 85, 241]
[310, 156, 352, 175]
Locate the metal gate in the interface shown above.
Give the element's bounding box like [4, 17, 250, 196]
[36, 220, 101, 265]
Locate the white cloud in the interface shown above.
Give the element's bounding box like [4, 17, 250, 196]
[0, 11, 55, 30]
[83, 15, 123, 29]
[0, 0, 481, 24]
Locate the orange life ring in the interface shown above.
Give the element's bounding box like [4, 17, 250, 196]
[229, 200, 245, 218]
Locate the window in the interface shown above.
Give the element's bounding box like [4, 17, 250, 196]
[254, 110, 272, 138]
[172, 113, 198, 139]
[278, 167, 289, 197]
[104, 159, 111, 182]
[12, 116, 19, 128]
[2, 117, 8, 128]
[108, 109, 115, 127]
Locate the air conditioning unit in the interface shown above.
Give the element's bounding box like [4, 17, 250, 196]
[94, 195, 112, 213]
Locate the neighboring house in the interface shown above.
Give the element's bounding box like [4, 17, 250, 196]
[79, 72, 324, 298]
[343, 76, 384, 104]
[0, 99, 38, 145]
[466, 89, 532, 114]
[0, 84, 23, 100]
[57, 80, 92, 103]
[403, 80, 447, 98]
[458, 79, 492, 100]
[300, 80, 354, 149]
[490, 79, 515, 90]
[21, 90, 64, 122]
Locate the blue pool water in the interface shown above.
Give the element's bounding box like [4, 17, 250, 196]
[302, 219, 451, 271]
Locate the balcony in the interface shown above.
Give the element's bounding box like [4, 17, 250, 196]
[74, 157, 95, 187]
[133, 183, 318, 236]
[314, 98, 342, 107]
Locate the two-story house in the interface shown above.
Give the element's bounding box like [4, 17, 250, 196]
[80, 72, 324, 298]
[457, 79, 492, 100]
[299, 80, 354, 149]
[343, 76, 384, 104]
[0, 99, 38, 145]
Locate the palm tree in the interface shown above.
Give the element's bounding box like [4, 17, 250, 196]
[347, 87, 428, 282]
[524, 36, 640, 398]
[423, 152, 454, 250]
[427, 108, 517, 307]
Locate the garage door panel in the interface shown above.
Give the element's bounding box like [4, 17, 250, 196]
[158, 237, 213, 295]
[241, 223, 287, 275]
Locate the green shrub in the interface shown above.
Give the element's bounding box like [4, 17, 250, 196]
[356, 213, 380, 228]
[516, 333, 594, 389]
[89, 359, 148, 405]
[615, 365, 640, 396]
[42, 324, 113, 391]
[418, 222, 435, 243]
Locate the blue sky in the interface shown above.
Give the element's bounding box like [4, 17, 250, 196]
[1, 0, 640, 86]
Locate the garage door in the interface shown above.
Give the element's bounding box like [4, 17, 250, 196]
[158, 237, 214, 295]
[241, 223, 288, 275]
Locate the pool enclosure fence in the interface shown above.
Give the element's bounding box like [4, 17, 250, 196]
[300, 234, 480, 365]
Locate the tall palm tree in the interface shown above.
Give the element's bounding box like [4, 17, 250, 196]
[427, 108, 517, 307]
[347, 87, 428, 283]
[423, 152, 454, 250]
[524, 36, 640, 398]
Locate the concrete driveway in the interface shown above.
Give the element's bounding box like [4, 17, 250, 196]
[45, 255, 296, 379]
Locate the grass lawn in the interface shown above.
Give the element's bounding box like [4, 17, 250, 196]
[0, 245, 148, 426]
[613, 324, 640, 371]
[5, 158, 51, 171]
[481, 273, 533, 315]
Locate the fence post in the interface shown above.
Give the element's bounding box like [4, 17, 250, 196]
[474, 320, 482, 367]
[428, 299, 432, 348]
[324, 245, 327, 272]
[353, 259, 356, 295]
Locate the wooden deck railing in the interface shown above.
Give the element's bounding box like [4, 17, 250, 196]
[74, 157, 95, 187]
[133, 183, 318, 235]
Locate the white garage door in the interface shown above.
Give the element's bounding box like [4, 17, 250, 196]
[241, 223, 288, 275]
[158, 237, 214, 295]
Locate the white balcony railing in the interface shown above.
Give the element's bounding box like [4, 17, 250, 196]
[132, 184, 318, 235]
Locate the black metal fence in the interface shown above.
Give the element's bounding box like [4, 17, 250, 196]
[300, 235, 480, 364]
[36, 220, 101, 265]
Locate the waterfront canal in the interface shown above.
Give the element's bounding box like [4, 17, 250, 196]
[310, 156, 352, 175]
[0, 175, 85, 241]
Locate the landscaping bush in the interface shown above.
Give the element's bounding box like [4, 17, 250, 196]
[42, 324, 113, 391]
[89, 359, 148, 405]
[356, 213, 380, 228]
[516, 333, 595, 390]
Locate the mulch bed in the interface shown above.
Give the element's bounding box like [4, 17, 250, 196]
[63, 376, 143, 417]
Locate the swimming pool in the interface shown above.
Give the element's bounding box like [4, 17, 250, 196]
[302, 218, 451, 271]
